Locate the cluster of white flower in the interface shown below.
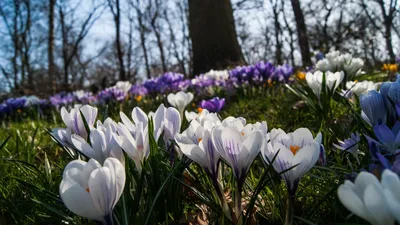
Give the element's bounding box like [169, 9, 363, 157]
[52, 91, 324, 224]
[316, 51, 364, 78]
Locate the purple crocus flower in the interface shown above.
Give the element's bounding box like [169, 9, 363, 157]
[6, 97, 26, 110]
[50, 92, 74, 107]
[0, 103, 11, 116]
[316, 52, 325, 61]
[129, 84, 148, 96]
[144, 72, 189, 94]
[333, 132, 361, 163]
[360, 90, 387, 126]
[368, 153, 400, 177]
[199, 97, 225, 113]
[371, 121, 400, 155]
[97, 87, 126, 103]
[73, 91, 96, 104]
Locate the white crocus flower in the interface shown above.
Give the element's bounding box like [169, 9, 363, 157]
[71, 128, 124, 165]
[114, 121, 149, 172]
[338, 171, 395, 225]
[381, 170, 400, 223]
[167, 91, 194, 117]
[346, 80, 377, 96]
[175, 125, 220, 177]
[163, 106, 181, 149]
[61, 105, 98, 140]
[59, 158, 125, 224]
[212, 124, 263, 186]
[262, 128, 321, 196]
[306, 71, 344, 97]
[340, 54, 364, 77]
[73, 90, 86, 99]
[115, 81, 132, 94]
[175, 110, 221, 156]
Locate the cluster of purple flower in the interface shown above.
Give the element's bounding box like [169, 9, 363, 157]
[229, 62, 293, 87]
[1, 61, 294, 115]
[337, 75, 400, 178]
[97, 87, 127, 103]
[50, 92, 74, 108]
[0, 96, 49, 118]
[144, 72, 190, 94]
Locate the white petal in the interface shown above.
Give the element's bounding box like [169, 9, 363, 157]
[291, 128, 314, 146]
[132, 107, 148, 125]
[60, 178, 102, 221]
[239, 131, 263, 174]
[337, 184, 371, 223]
[103, 158, 126, 208]
[80, 105, 97, 127]
[167, 93, 176, 106]
[90, 129, 107, 163]
[381, 170, 400, 223]
[120, 112, 135, 132]
[354, 172, 380, 192]
[364, 184, 394, 225]
[291, 141, 319, 181]
[61, 107, 73, 129]
[71, 134, 95, 159]
[88, 168, 113, 217]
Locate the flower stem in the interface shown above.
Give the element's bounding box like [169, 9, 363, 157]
[104, 214, 114, 225]
[285, 196, 295, 225]
[235, 187, 243, 225]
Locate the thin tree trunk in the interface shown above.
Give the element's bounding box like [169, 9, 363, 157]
[12, 1, 20, 91]
[113, 0, 126, 80]
[270, 0, 282, 64]
[290, 0, 311, 66]
[188, 0, 245, 75]
[135, 1, 151, 79]
[384, 21, 396, 62]
[151, 20, 167, 73]
[164, 9, 186, 76]
[48, 0, 56, 92]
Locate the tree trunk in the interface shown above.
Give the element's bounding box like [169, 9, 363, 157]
[48, 0, 56, 93]
[115, 0, 126, 81]
[135, 0, 151, 79]
[384, 20, 396, 62]
[290, 0, 311, 66]
[188, 0, 245, 75]
[270, 0, 282, 64]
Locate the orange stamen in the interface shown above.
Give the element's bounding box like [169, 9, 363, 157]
[290, 145, 300, 155]
[135, 95, 142, 102]
[198, 138, 202, 142]
[86, 188, 90, 193]
[197, 107, 203, 113]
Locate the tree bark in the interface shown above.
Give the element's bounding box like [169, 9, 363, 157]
[48, 0, 56, 92]
[188, 0, 245, 75]
[290, 0, 312, 66]
[108, 0, 126, 81]
[270, 0, 282, 64]
[135, 0, 151, 79]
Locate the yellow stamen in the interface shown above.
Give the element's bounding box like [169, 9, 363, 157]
[296, 72, 306, 80]
[135, 95, 142, 102]
[290, 145, 300, 155]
